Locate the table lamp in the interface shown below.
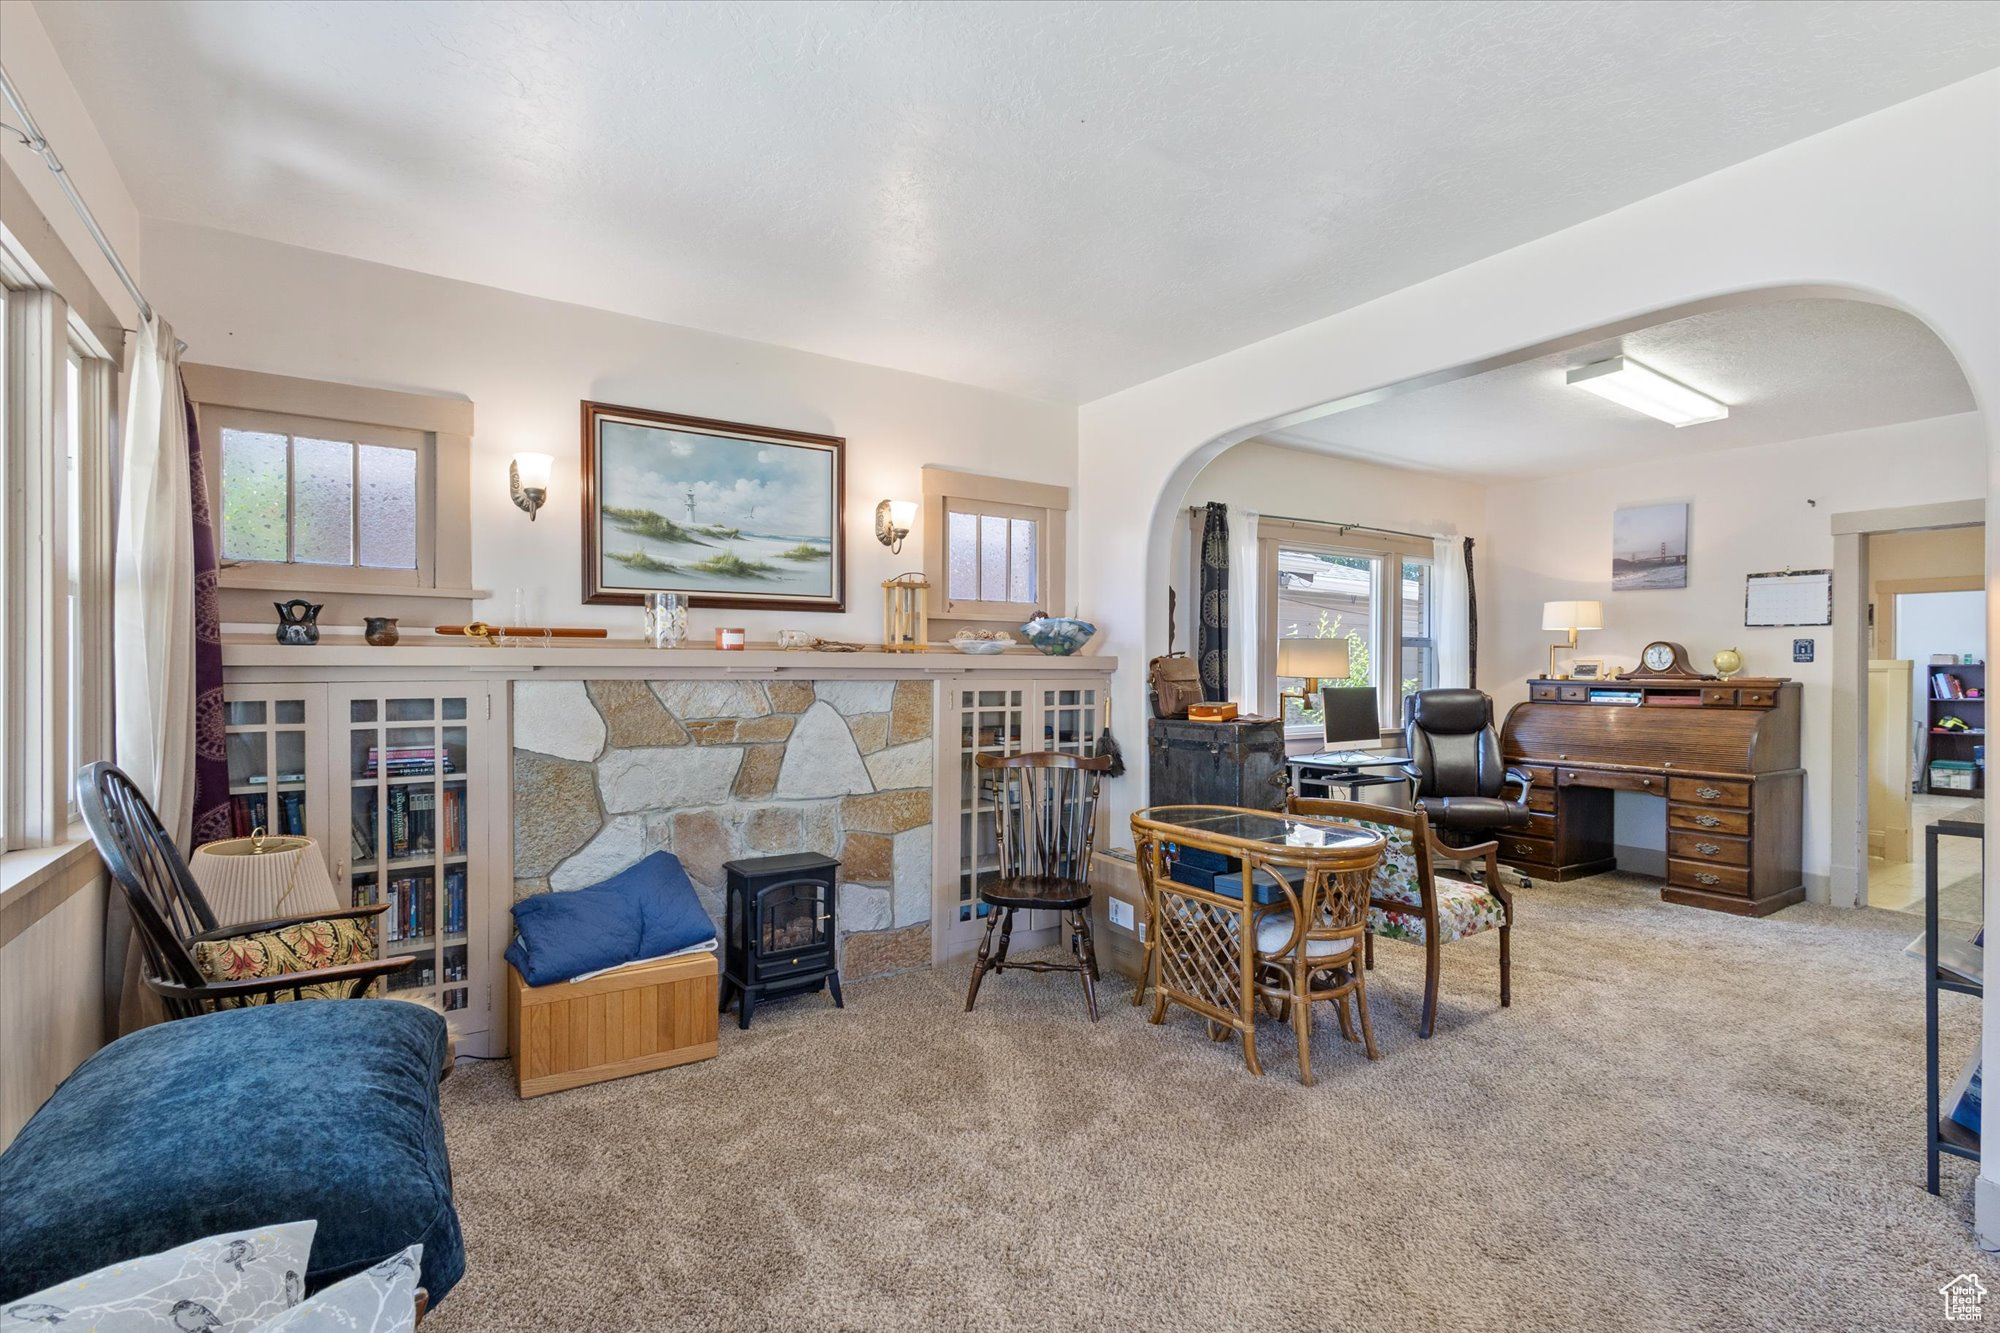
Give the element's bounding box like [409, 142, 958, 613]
[189, 831, 342, 928]
[1541, 600, 1603, 680]
[1278, 636, 1352, 714]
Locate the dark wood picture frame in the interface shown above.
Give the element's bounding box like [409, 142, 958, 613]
[580, 400, 845, 611]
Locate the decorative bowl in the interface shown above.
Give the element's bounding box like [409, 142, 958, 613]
[1019, 617, 1096, 656]
[949, 637, 1012, 656]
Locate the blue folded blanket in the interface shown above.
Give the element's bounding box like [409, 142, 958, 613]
[506, 851, 718, 987]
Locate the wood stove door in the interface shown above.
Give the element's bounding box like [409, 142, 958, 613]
[752, 878, 834, 982]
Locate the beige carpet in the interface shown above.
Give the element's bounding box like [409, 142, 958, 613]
[428, 874, 1992, 1332]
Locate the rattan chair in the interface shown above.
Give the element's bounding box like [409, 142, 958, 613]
[78, 761, 408, 1019]
[963, 751, 1113, 1020]
[1289, 795, 1513, 1037]
[1248, 854, 1380, 1084]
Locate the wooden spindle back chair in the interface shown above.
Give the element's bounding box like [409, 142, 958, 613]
[964, 751, 1113, 1020]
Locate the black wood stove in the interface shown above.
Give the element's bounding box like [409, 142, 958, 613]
[720, 852, 842, 1029]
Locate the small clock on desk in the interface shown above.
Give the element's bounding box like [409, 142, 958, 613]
[1629, 640, 1712, 681]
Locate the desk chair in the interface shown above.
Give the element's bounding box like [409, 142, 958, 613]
[1402, 689, 1533, 885]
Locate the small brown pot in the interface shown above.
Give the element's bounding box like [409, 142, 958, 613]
[363, 616, 400, 647]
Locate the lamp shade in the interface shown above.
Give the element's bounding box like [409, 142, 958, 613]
[511, 452, 554, 490]
[189, 835, 341, 928]
[1277, 636, 1351, 679]
[1541, 600, 1604, 633]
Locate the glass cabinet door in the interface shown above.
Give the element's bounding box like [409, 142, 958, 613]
[949, 682, 1031, 944]
[342, 690, 479, 1020]
[222, 692, 316, 838]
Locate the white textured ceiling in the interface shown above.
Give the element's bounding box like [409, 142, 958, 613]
[1260, 297, 1976, 477]
[34, 0, 2000, 402]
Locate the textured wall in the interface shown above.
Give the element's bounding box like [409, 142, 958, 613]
[512, 679, 934, 975]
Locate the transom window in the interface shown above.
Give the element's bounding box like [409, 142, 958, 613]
[219, 420, 420, 570]
[945, 501, 1039, 607]
[922, 467, 1068, 624]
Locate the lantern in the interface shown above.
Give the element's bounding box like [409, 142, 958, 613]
[882, 573, 929, 652]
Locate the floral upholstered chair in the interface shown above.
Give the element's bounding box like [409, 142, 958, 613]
[1287, 796, 1513, 1038]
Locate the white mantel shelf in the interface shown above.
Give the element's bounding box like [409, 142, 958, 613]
[220, 635, 1117, 680]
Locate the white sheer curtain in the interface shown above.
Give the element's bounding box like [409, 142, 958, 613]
[108, 315, 193, 1035]
[1432, 534, 1471, 689]
[113, 314, 194, 836]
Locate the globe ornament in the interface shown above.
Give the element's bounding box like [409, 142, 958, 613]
[1712, 647, 1744, 680]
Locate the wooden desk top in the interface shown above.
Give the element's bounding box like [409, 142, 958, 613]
[1503, 678, 1801, 776]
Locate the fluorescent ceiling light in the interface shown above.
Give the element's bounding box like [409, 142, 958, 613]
[1566, 356, 1728, 427]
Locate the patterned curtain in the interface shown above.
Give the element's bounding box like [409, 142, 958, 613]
[1198, 502, 1228, 701]
[187, 383, 231, 846]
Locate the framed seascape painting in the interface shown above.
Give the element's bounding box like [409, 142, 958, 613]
[1611, 501, 1688, 591]
[581, 401, 845, 610]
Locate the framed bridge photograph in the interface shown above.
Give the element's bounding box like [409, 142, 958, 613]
[580, 401, 846, 611]
[1612, 501, 1688, 591]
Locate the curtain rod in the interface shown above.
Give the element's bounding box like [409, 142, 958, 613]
[0, 62, 159, 331]
[1208, 506, 1448, 544]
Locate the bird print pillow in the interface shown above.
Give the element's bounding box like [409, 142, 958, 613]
[245, 1246, 422, 1333]
[0, 1220, 315, 1331]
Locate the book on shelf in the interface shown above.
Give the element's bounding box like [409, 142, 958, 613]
[364, 744, 456, 778]
[1948, 1055, 1983, 1138]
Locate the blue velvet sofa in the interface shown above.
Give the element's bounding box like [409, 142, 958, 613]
[0, 999, 464, 1304]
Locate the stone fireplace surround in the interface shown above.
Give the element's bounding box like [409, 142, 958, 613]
[512, 676, 937, 979]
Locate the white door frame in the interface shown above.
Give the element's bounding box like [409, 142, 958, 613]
[1830, 499, 1984, 906]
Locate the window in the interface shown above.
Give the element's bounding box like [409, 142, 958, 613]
[185, 366, 475, 606]
[0, 273, 116, 851]
[218, 419, 420, 570]
[209, 407, 427, 582]
[946, 502, 1038, 606]
[1259, 521, 1436, 741]
[922, 466, 1068, 623]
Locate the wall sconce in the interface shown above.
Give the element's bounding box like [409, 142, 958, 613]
[874, 499, 916, 555]
[510, 453, 554, 521]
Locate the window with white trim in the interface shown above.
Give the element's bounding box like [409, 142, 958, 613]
[922, 466, 1068, 624]
[0, 270, 117, 851]
[209, 406, 429, 584]
[1260, 521, 1436, 743]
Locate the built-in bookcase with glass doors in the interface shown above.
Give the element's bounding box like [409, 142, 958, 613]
[218, 678, 503, 1055]
[934, 673, 1110, 959]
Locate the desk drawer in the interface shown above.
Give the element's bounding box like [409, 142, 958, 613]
[1559, 767, 1665, 795]
[1668, 830, 1750, 867]
[1668, 804, 1751, 836]
[1516, 763, 1556, 790]
[1559, 684, 1589, 702]
[1667, 777, 1751, 808]
[1668, 859, 1750, 896]
[1526, 811, 1556, 840]
[1530, 683, 1561, 702]
[1496, 833, 1554, 868]
[1527, 787, 1556, 814]
[1701, 688, 1737, 707]
[1739, 687, 1778, 708]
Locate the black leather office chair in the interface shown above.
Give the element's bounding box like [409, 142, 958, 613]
[1402, 690, 1532, 880]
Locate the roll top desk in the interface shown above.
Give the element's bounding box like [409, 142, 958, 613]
[1499, 677, 1805, 917]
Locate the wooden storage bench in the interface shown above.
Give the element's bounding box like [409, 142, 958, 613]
[507, 950, 719, 1098]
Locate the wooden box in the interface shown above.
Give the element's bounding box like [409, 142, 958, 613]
[507, 950, 719, 1098]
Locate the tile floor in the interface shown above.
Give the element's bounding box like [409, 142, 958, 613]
[1868, 792, 1983, 918]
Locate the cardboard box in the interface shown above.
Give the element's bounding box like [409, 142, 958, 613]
[1089, 848, 1151, 985]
